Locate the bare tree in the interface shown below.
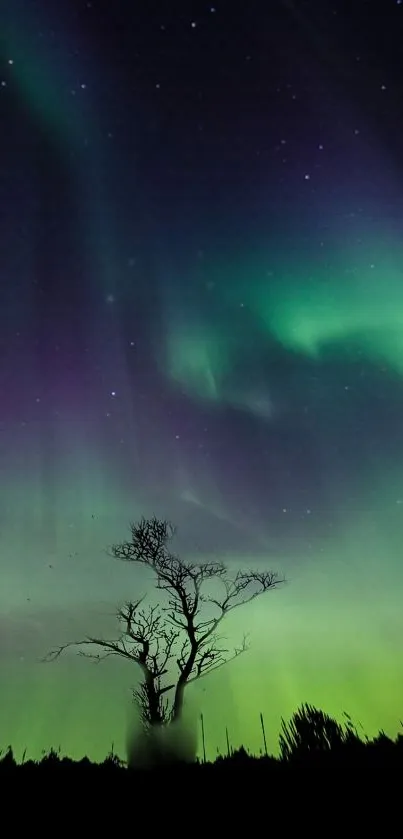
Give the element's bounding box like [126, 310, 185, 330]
[47, 516, 284, 728]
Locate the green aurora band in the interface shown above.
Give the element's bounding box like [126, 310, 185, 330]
[163, 240, 403, 411]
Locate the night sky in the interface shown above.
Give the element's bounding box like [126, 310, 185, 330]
[1, 0, 403, 762]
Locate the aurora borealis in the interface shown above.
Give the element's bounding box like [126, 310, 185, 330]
[1, 0, 403, 762]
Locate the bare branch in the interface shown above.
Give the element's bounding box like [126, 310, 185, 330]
[187, 634, 250, 684]
[45, 635, 148, 664]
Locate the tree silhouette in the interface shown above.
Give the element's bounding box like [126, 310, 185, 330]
[47, 516, 283, 729]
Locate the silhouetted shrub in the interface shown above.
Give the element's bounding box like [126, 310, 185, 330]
[279, 703, 362, 764]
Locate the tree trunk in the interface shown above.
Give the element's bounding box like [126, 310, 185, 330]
[172, 667, 193, 722]
[146, 680, 164, 726]
[172, 645, 197, 722]
[139, 665, 166, 726]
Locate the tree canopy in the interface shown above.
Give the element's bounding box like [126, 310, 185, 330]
[47, 516, 284, 727]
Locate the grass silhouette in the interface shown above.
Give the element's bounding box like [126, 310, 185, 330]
[1, 703, 402, 775]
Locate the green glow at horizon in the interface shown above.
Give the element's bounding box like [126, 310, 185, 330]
[1, 482, 402, 764]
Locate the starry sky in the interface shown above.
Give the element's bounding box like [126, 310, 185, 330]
[1, 0, 403, 762]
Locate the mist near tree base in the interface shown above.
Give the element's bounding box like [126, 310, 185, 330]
[125, 709, 198, 769]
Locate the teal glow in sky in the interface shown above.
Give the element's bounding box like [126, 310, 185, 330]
[1, 0, 403, 762]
